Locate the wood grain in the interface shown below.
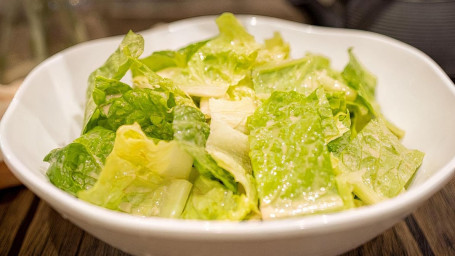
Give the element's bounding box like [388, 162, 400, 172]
[412, 178, 455, 256]
[0, 187, 37, 255]
[19, 200, 84, 256]
[343, 221, 422, 256]
[77, 234, 130, 256]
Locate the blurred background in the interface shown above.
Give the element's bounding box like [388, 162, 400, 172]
[0, 0, 309, 86]
[1, 0, 454, 88]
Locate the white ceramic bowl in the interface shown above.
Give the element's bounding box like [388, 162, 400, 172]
[1, 15, 455, 256]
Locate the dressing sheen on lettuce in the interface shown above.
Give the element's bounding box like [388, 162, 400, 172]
[44, 13, 424, 221]
[248, 89, 352, 219]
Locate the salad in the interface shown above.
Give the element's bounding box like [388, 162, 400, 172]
[44, 13, 424, 220]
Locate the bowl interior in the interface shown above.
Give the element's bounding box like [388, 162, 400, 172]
[1, 15, 455, 234]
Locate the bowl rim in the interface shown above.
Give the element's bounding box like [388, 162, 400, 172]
[1, 14, 455, 240]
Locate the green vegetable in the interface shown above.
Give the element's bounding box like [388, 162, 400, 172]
[45, 13, 424, 221]
[342, 48, 381, 133]
[83, 31, 144, 133]
[248, 89, 353, 219]
[101, 88, 174, 140]
[182, 175, 254, 220]
[44, 127, 115, 195]
[131, 59, 195, 107]
[206, 118, 258, 206]
[157, 13, 260, 97]
[256, 31, 290, 64]
[172, 105, 237, 192]
[252, 54, 330, 98]
[326, 91, 352, 154]
[334, 119, 424, 204]
[342, 48, 377, 99]
[78, 123, 193, 218]
[89, 65, 176, 140]
[138, 40, 208, 72]
[202, 97, 257, 133]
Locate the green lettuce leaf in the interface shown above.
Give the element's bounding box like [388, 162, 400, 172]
[83, 31, 144, 133]
[326, 91, 352, 154]
[131, 59, 195, 107]
[302, 70, 357, 101]
[248, 90, 353, 219]
[91, 76, 133, 106]
[83, 76, 133, 130]
[342, 49, 405, 138]
[44, 13, 426, 221]
[95, 84, 174, 140]
[158, 13, 260, 97]
[342, 48, 377, 98]
[346, 101, 370, 138]
[206, 118, 258, 206]
[335, 119, 424, 204]
[252, 54, 330, 99]
[342, 48, 382, 132]
[256, 31, 290, 64]
[202, 97, 257, 133]
[44, 127, 116, 196]
[78, 123, 193, 218]
[226, 83, 257, 101]
[182, 175, 254, 220]
[138, 40, 209, 72]
[172, 105, 237, 192]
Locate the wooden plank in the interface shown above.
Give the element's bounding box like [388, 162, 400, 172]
[412, 177, 455, 255]
[18, 200, 84, 256]
[77, 233, 130, 256]
[16, 198, 130, 255]
[405, 215, 435, 255]
[0, 186, 37, 255]
[343, 221, 422, 256]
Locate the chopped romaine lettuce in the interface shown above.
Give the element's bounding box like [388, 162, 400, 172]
[206, 118, 258, 206]
[100, 87, 174, 140]
[44, 127, 115, 195]
[334, 119, 424, 204]
[182, 175, 255, 220]
[131, 59, 196, 108]
[342, 48, 377, 98]
[342, 48, 381, 133]
[83, 31, 144, 133]
[252, 54, 330, 98]
[248, 90, 353, 219]
[326, 91, 352, 154]
[137, 40, 209, 72]
[202, 97, 257, 133]
[78, 123, 193, 218]
[303, 70, 357, 101]
[172, 105, 238, 192]
[45, 13, 424, 221]
[89, 64, 178, 141]
[156, 13, 260, 97]
[256, 31, 290, 64]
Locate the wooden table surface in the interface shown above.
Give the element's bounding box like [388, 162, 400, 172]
[0, 175, 454, 255]
[1, 1, 455, 255]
